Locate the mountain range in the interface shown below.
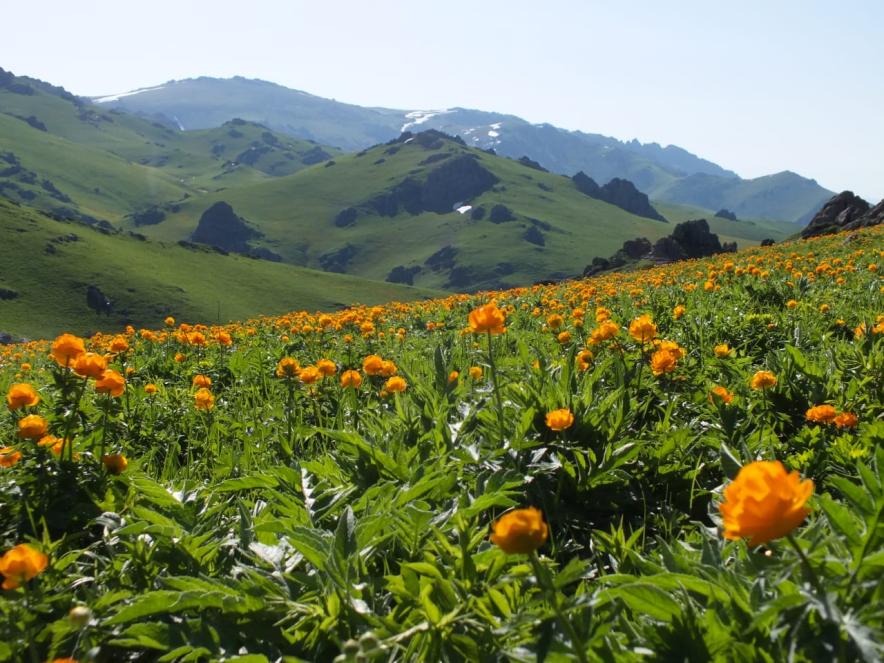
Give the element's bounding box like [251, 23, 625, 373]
[0, 65, 833, 336]
[91, 76, 834, 224]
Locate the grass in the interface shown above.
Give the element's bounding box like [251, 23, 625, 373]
[0, 226, 880, 661]
[0, 199, 440, 339]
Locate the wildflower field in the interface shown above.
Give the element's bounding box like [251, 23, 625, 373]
[1, 226, 882, 662]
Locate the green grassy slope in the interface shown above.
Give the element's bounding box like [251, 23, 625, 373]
[1, 79, 341, 219]
[0, 199, 439, 339]
[134, 134, 795, 290]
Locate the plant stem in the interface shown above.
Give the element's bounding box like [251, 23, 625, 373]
[486, 332, 505, 447]
[785, 533, 833, 621]
[529, 552, 589, 663]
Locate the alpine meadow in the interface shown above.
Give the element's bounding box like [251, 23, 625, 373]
[1, 2, 883, 662]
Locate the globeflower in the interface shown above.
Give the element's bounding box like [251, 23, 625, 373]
[192, 374, 212, 388]
[6, 383, 40, 410]
[275, 357, 300, 378]
[719, 460, 813, 546]
[834, 412, 858, 428]
[713, 343, 731, 358]
[102, 453, 128, 475]
[362, 355, 385, 376]
[18, 414, 48, 440]
[750, 370, 777, 390]
[95, 370, 126, 397]
[0, 447, 22, 468]
[673, 305, 686, 320]
[709, 385, 734, 405]
[340, 370, 363, 389]
[0, 544, 48, 590]
[316, 359, 337, 376]
[545, 408, 574, 431]
[51, 333, 85, 367]
[805, 404, 837, 424]
[469, 366, 483, 380]
[588, 320, 620, 345]
[384, 376, 407, 393]
[194, 388, 215, 411]
[468, 303, 506, 334]
[108, 335, 129, 353]
[628, 314, 657, 344]
[73, 352, 108, 379]
[490, 507, 548, 554]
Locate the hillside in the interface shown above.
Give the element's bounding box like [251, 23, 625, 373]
[0, 199, 439, 339]
[91, 74, 834, 223]
[125, 131, 792, 291]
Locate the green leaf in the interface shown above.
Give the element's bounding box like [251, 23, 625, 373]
[214, 475, 279, 493]
[817, 494, 862, 547]
[599, 582, 682, 622]
[719, 443, 743, 480]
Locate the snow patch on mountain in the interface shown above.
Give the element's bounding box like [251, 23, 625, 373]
[93, 85, 167, 104]
[401, 109, 452, 132]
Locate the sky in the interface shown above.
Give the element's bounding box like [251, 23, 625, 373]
[2, 0, 882, 200]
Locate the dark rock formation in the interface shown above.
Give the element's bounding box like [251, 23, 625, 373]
[425, 246, 458, 272]
[86, 285, 112, 316]
[0, 288, 19, 300]
[800, 191, 872, 238]
[334, 207, 358, 227]
[489, 204, 515, 223]
[191, 201, 261, 253]
[470, 206, 486, 221]
[523, 226, 546, 246]
[715, 208, 738, 221]
[386, 265, 422, 285]
[571, 172, 666, 221]
[319, 244, 358, 273]
[518, 156, 548, 172]
[361, 155, 498, 218]
[760, 238, 776, 247]
[301, 146, 332, 165]
[131, 207, 166, 226]
[622, 237, 653, 259]
[654, 219, 735, 260]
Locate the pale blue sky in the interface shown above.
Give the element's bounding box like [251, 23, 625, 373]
[2, 0, 882, 199]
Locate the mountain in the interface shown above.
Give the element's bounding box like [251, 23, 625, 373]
[119, 129, 794, 291]
[91, 75, 834, 223]
[0, 198, 438, 339]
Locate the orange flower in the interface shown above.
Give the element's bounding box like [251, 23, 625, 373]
[709, 385, 734, 405]
[174, 352, 186, 363]
[713, 343, 731, 358]
[834, 412, 858, 428]
[73, 352, 107, 379]
[362, 355, 385, 376]
[0, 544, 48, 589]
[786, 299, 798, 309]
[805, 404, 837, 424]
[546, 313, 564, 330]
[545, 408, 574, 431]
[588, 320, 619, 345]
[379, 360, 398, 377]
[719, 460, 813, 546]
[51, 333, 85, 367]
[108, 335, 129, 353]
[340, 370, 363, 389]
[448, 370, 459, 384]
[144, 383, 158, 395]
[0, 447, 22, 468]
[576, 349, 593, 371]
[384, 376, 407, 393]
[95, 370, 126, 397]
[468, 303, 506, 334]
[164, 316, 176, 327]
[298, 366, 321, 384]
[18, 414, 47, 439]
[192, 374, 212, 388]
[275, 357, 300, 378]
[556, 331, 572, 344]
[628, 314, 657, 343]
[316, 359, 337, 377]
[650, 348, 679, 376]
[673, 305, 686, 320]
[102, 453, 128, 475]
[469, 366, 483, 380]
[490, 507, 548, 554]
[6, 383, 40, 410]
[194, 388, 214, 410]
[750, 370, 777, 390]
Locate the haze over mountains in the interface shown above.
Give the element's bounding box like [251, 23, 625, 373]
[92, 76, 834, 224]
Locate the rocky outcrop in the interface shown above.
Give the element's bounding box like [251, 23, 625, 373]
[800, 191, 873, 238]
[583, 219, 734, 276]
[360, 154, 498, 219]
[191, 201, 261, 253]
[715, 208, 738, 221]
[518, 156, 547, 172]
[86, 285, 112, 316]
[571, 172, 666, 222]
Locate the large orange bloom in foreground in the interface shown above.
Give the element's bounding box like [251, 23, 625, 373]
[719, 460, 813, 546]
[490, 507, 548, 554]
[468, 303, 506, 334]
[6, 383, 40, 410]
[0, 543, 48, 590]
